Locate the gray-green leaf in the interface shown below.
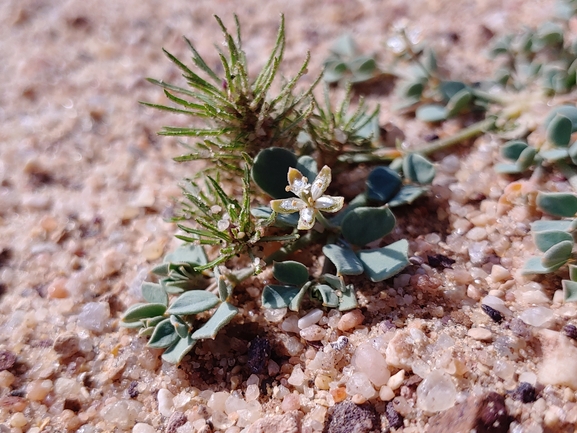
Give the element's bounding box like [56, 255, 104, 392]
[313, 284, 339, 308]
[542, 239, 573, 269]
[563, 279, 577, 302]
[533, 230, 574, 253]
[166, 291, 220, 315]
[537, 192, 577, 217]
[273, 261, 309, 286]
[402, 153, 436, 184]
[416, 104, 448, 123]
[547, 114, 573, 147]
[161, 334, 197, 364]
[148, 318, 179, 349]
[357, 239, 410, 282]
[262, 285, 301, 309]
[122, 303, 167, 323]
[191, 302, 238, 340]
[141, 283, 168, 306]
[322, 244, 364, 275]
[341, 206, 396, 246]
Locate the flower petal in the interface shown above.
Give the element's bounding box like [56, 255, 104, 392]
[297, 207, 316, 230]
[315, 195, 344, 213]
[287, 168, 309, 197]
[270, 198, 306, 214]
[311, 166, 332, 200]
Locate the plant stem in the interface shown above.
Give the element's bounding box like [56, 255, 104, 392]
[414, 116, 497, 156]
[228, 230, 326, 285]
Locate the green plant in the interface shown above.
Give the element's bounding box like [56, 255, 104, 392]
[322, 34, 380, 85]
[122, 15, 441, 364]
[142, 14, 318, 176]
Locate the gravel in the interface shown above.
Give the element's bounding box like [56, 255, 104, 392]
[2, 0, 575, 432]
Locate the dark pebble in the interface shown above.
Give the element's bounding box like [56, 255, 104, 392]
[427, 254, 456, 269]
[247, 336, 271, 374]
[563, 324, 577, 340]
[166, 411, 188, 433]
[0, 350, 16, 371]
[511, 382, 537, 403]
[128, 381, 139, 398]
[476, 392, 511, 433]
[481, 304, 503, 323]
[323, 400, 379, 433]
[385, 401, 404, 429]
[64, 398, 82, 412]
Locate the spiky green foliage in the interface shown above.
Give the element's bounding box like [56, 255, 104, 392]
[142, 15, 319, 175]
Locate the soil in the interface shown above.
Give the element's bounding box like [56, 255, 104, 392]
[2, 0, 576, 432]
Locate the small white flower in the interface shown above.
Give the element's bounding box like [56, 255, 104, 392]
[270, 166, 344, 230]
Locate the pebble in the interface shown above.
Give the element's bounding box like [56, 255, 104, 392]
[481, 295, 511, 317]
[281, 393, 301, 412]
[0, 350, 17, 371]
[0, 370, 15, 387]
[53, 333, 81, 358]
[346, 372, 377, 400]
[246, 410, 302, 433]
[281, 315, 300, 333]
[287, 366, 306, 387]
[385, 401, 404, 429]
[26, 379, 53, 401]
[466, 227, 487, 241]
[379, 385, 395, 401]
[298, 309, 323, 329]
[416, 370, 457, 412]
[47, 277, 70, 299]
[207, 392, 230, 413]
[299, 325, 325, 341]
[324, 401, 379, 433]
[481, 304, 503, 323]
[133, 423, 156, 433]
[520, 306, 554, 327]
[158, 388, 175, 417]
[538, 330, 577, 390]
[78, 302, 110, 332]
[352, 343, 390, 386]
[467, 327, 493, 341]
[387, 370, 405, 390]
[166, 411, 187, 433]
[337, 310, 364, 331]
[10, 412, 28, 428]
[511, 382, 537, 403]
[101, 399, 143, 429]
[490, 264, 511, 282]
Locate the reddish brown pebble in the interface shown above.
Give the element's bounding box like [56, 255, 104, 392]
[0, 350, 16, 371]
[337, 310, 364, 331]
[47, 277, 69, 299]
[330, 387, 347, 403]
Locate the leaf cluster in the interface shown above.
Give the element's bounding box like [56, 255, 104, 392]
[323, 34, 380, 85]
[495, 106, 577, 175]
[121, 247, 238, 363]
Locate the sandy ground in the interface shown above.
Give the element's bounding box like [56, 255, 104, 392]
[3, 0, 577, 432]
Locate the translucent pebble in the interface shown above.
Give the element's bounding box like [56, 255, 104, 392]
[101, 400, 143, 429]
[284, 336, 304, 356]
[287, 365, 306, 387]
[490, 265, 511, 282]
[264, 307, 287, 323]
[387, 370, 405, 390]
[207, 391, 230, 414]
[281, 315, 300, 333]
[26, 379, 53, 401]
[468, 241, 489, 265]
[224, 394, 247, 415]
[54, 378, 83, 399]
[78, 302, 110, 332]
[494, 359, 515, 381]
[412, 359, 431, 379]
[299, 325, 325, 341]
[519, 371, 537, 386]
[245, 384, 259, 401]
[298, 309, 324, 329]
[246, 374, 260, 386]
[352, 343, 390, 386]
[482, 295, 511, 317]
[157, 389, 175, 417]
[212, 411, 234, 430]
[280, 394, 301, 412]
[467, 227, 487, 241]
[337, 310, 364, 331]
[346, 372, 377, 400]
[416, 370, 457, 412]
[268, 360, 280, 376]
[10, 412, 27, 428]
[132, 423, 156, 433]
[520, 307, 555, 327]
